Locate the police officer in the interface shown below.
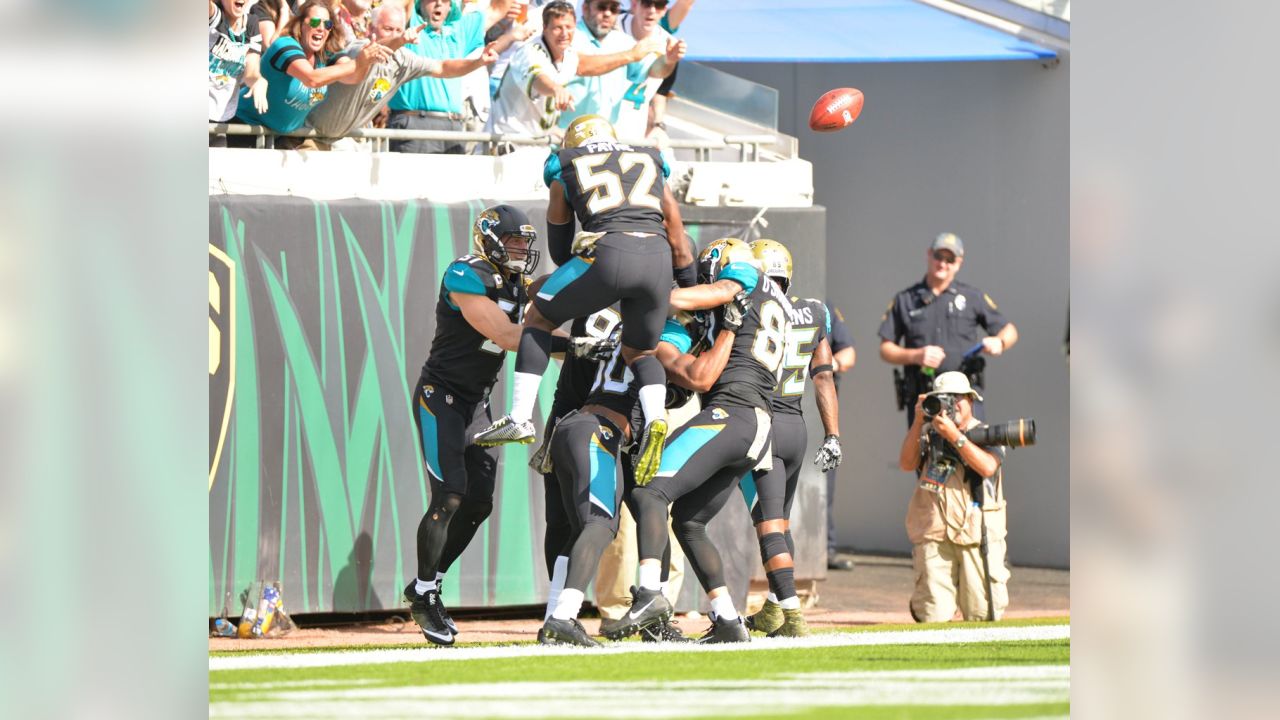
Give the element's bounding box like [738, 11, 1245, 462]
[878, 233, 1019, 427]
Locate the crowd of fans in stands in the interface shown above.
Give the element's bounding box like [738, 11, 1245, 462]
[208, 1, 694, 151]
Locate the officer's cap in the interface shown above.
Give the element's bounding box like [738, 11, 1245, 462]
[930, 232, 964, 256]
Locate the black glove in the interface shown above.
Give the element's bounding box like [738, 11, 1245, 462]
[569, 335, 618, 362]
[721, 291, 751, 332]
[674, 262, 698, 288]
[813, 434, 843, 471]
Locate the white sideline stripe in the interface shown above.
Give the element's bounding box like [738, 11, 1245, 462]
[210, 623, 1069, 672]
[210, 665, 1070, 719]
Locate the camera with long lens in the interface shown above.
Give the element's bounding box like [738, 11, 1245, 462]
[921, 393, 957, 422]
[966, 419, 1036, 448]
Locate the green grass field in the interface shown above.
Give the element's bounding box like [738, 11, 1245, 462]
[210, 619, 1070, 719]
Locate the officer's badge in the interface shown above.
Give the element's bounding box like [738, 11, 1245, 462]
[445, 394, 454, 405]
[711, 407, 728, 420]
[954, 294, 966, 312]
[423, 384, 434, 398]
[599, 426, 613, 441]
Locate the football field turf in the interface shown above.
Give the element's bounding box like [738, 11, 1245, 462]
[210, 618, 1069, 718]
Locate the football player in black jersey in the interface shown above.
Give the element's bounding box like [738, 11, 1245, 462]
[403, 205, 614, 646]
[538, 307, 742, 647]
[473, 115, 697, 491]
[631, 237, 798, 644]
[736, 239, 842, 638]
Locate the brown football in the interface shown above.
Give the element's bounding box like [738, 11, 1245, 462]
[808, 88, 864, 132]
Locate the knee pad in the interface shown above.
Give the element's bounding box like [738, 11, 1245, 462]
[462, 497, 493, 525]
[428, 491, 464, 521]
[631, 486, 669, 515]
[759, 532, 790, 564]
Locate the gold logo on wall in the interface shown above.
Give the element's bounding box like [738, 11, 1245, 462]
[209, 244, 236, 491]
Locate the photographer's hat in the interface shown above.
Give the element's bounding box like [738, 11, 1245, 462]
[927, 371, 983, 401]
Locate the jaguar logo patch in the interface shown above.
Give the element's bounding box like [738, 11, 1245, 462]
[711, 407, 728, 420]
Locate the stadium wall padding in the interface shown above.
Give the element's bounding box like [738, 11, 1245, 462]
[209, 196, 828, 615]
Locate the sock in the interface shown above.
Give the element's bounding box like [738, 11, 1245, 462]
[545, 555, 569, 621]
[510, 372, 543, 424]
[779, 596, 801, 610]
[435, 571, 446, 584]
[767, 592, 778, 604]
[414, 578, 437, 595]
[638, 384, 666, 427]
[709, 594, 738, 621]
[551, 588, 585, 621]
[638, 563, 662, 591]
[630, 356, 667, 425]
[766, 567, 797, 607]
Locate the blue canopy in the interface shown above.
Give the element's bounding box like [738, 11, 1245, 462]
[675, 0, 1057, 63]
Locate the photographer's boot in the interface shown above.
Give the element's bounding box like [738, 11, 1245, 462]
[767, 608, 811, 638]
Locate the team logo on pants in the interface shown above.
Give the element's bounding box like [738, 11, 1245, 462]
[423, 384, 434, 398]
[598, 425, 613, 441]
[711, 407, 728, 420]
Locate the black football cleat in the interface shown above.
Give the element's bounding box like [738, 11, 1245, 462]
[697, 614, 750, 644]
[641, 618, 693, 643]
[404, 583, 454, 646]
[600, 586, 672, 640]
[538, 617, 602, 647]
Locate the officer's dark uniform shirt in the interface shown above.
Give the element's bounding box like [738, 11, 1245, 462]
[877, 278, 1008, 390]
[706, 263, 795, 412]
[771, 297, 830, 416]
[825, 301, 855, 392]
[543, 141, 671, 236]
[422, 255, 527, 403]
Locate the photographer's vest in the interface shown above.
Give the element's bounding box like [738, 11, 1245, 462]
[906, 422, 1008, 546]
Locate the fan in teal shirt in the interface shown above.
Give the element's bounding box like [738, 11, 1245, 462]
[236, 36, 330, 133]
[387, 6, 486, 114]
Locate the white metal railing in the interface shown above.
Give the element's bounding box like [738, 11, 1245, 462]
[208, 123, 779, 162]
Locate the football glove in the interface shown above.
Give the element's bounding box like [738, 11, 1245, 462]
[569, 335, 618, 362]
[721, 291, 750, 333]
[813, 434, 843, 471]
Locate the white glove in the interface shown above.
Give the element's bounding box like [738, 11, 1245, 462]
[813, 434, 842, 471]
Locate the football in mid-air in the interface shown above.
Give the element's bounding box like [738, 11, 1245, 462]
[808, 88, 864, 132]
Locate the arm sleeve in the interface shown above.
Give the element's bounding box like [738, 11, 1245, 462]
[508, 44, 541, 98]
[442, 261, 491, 296]
[876, 297, 903, 343]
[718, 262, 758, 295]
[266, 37, 306, 74]
[402, 50, 445, 80]
[462, 10, 487, 54]
[977, 290, 1010, 334]
[659, 319, 694, 354]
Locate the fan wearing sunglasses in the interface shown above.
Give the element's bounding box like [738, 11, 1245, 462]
[878, 233, 1020, 427]
[235, 0, 391, 143]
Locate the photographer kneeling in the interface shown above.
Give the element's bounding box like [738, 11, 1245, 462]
[899, 372, 1010, 623]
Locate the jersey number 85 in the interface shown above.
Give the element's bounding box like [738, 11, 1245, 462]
[751, 300, 789, 381]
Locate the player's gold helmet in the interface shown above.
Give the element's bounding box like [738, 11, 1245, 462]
[697, 237, 755, 284]
[563, 114, 617, 148]
[750, 238, 793, 292]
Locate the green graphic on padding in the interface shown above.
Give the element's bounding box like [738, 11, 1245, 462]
[209, 196, 773, 615]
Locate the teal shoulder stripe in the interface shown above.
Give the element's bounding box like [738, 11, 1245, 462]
[543, 152, 562, 187]
[720, 262, 758, 294]
[659, 318, 692, 354]
[443, 261, 487, 296]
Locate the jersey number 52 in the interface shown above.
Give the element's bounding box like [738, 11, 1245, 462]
[572, 152, 661, 215]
